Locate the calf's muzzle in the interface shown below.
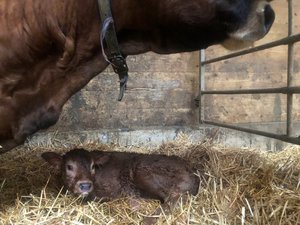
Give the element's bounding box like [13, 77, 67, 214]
[75, 180, 94, 196]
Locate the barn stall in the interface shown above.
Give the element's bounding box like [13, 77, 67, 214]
[1, 0, 300, 224]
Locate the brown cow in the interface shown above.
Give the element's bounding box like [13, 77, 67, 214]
[0, 0, 275, 153]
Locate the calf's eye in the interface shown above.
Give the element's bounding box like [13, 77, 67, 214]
[67, 165, 73, 171]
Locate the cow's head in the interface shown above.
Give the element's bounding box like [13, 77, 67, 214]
[222, 0, 275, 49]
[42, 149, 96, 197]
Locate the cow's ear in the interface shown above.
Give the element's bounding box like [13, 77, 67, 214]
[94, 154, 110, 166]
[41, 152, 63, 172]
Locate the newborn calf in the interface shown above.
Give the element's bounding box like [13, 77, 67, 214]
[42, 149, 199, 202]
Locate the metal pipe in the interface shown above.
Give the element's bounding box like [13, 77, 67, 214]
[198, 50, 205, 124]
[203, 120, 300, 145]
[202, 34, 300, 65]
[201, 86, 300, 95]
[287, 0, 294, 136]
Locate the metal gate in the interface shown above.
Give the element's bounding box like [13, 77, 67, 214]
[196, 0, 300, 145]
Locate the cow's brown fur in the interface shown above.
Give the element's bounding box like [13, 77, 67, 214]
[0, 0, 275, 153]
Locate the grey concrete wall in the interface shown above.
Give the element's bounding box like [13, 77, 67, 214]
[29, 124, 294, 151]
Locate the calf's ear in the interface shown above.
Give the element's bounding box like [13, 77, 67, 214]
[94, 154, 110, 166]
[41, 152, 63, 172]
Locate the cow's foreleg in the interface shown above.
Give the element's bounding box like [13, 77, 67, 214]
[4, 54, 109, 153]
[0, 140, 19, 154]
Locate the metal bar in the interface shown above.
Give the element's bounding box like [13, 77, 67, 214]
[287, 0, 294, 136]
[202, 34, 300, 65]
[201, 86, 300, 95]
[203, 120, 300, 145]
[198, 50, 205, 124]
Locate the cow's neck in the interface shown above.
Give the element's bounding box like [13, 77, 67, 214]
[109, 0, 229, 55]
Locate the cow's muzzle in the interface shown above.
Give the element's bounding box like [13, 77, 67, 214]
[244, 2, 275, 41]
[229, 1, 275, 42]
[223, 1, 275, 50]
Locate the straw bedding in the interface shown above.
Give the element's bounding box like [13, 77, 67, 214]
[0, 135, 300, 225]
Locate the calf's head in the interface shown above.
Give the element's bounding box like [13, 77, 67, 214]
[42, 149, 96, 197]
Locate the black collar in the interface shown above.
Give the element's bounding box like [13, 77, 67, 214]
[97, 0, 128, 101]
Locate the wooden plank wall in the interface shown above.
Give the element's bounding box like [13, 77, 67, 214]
[53, 52, 200, 132]
[49, 1, 299, 139]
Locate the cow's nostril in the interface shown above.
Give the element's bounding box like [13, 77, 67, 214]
[79, 183, 92, 192]
[264, 5, 275, 32]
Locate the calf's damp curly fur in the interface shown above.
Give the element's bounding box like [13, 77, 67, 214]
[42, 149, 199, 202]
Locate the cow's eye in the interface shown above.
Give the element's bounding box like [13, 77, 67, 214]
[66, 165, 73, 171]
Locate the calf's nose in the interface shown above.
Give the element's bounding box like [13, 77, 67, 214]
[79, 182, 93, 192]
